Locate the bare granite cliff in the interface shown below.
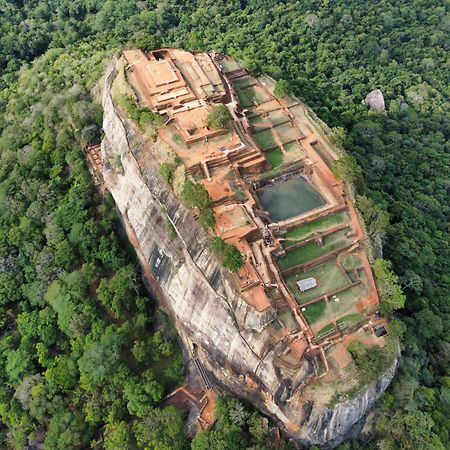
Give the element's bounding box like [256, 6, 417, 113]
[100, 57, 397, 448]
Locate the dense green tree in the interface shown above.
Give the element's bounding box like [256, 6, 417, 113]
[103, 421, 131, 450]
[356, 195, 389, 242]
[211, 237, 244, 272]
[273, 80, 291, 98]
[159, 162, 176, 184]
[181, 180, 212, 210]
[199, 206, 216, 229]
[377, 410, 445, 450]
[78, 326, 125, 388]
[331, 155, 363, 185]
[44, 410, 92, 450]
[123, 371, 164, 417]
[207, 104, 232, 129]
[373, 259, 406, 315]
[133, 406, 186, 450]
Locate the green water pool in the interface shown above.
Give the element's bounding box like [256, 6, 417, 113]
[259, 177, 325, 222]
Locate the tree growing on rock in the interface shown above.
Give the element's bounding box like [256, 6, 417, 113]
[181, 179, 215, 229]
[373, 259, 406, 315]
[332, 154, 363, 185]
[356, 195, 389, 242]
[211, 237, 244, 272]
[207, 104, 231, 129]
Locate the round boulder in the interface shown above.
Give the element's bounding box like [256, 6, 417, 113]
[363, 89, 385, 112]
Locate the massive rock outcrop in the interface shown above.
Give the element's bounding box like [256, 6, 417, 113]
[100, 57, 397, 448]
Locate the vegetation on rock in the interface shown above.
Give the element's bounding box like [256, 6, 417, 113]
[207, 104, 232, 129]
[273, 79, 292, 98]
[211, 237, 244, 272]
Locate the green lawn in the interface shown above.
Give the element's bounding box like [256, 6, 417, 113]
[315, 284, 367, 327]
[254, 129, 277, 150]
[284, 141, 302, 152]
[249, 114, 266, 125]
[282, 212, 349, 247]
[336, 278, 369, 304]
[284, 259, 349, 304]
[220, 58, 241, 72]
[237, 85, 271, 107]
[268, 109, 290, 126]
[278, 229, 351, 271]
[301, 300, 326, 325]
[246, 85, 272, 103]
[266, 147, 284, 168]
[250, 110, 289, 128]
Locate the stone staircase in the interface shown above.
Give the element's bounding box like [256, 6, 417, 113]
[227, 147, 266, 173]
[202, 147, 267, 175]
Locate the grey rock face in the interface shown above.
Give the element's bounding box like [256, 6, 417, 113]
[100, 57, 397, 448]
[301, 355, 398, 448]
[364, 89, 386, 112]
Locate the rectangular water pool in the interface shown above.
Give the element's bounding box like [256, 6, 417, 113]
[259, 177, 325, 222]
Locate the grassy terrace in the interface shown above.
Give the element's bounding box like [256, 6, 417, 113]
[284, 259, 349, 304]
[249, 110, 289, 128]
[274, 121, 303, 143]
[282, 212, 349, 247]
[302, 300, 325, 324]
[232, 76, 256, 89]
[278, 228, 351, 271]
[236, 85, 271, 107]
[305, 281, 368, 328]
[266, 147, 284, 168]
[340, 253, 363, 271]
[254, 128, 277, 150]
[220, 58, 241, 72]
[285, 141, 302, 152]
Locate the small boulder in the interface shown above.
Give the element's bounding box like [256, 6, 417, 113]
[363, 89, 385, 112]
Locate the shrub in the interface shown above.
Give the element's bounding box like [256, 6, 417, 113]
[199, 207, 215, 229]
[348, 341, 386, 383]
[181, 180, 211, 210]
[331, 155, 362, 184]
[116, 94, 163, 129]
[373, 259, 406, 315]
[159, 163, 176, 184]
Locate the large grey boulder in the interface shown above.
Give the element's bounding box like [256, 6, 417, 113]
[363, 89, 385, 112]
